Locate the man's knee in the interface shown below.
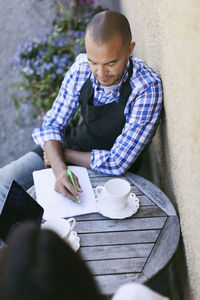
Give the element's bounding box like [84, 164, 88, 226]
[0, 152, 44, 209]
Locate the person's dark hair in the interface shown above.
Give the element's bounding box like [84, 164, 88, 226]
[85, 10, 132, 47]
[0, 222, 103, 300]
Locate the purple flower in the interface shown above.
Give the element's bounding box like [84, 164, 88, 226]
[39, 65, 45, 78]
[58, 37, 65, 47]
[74, 44, 80, 52]
[53, 55, 59, 64]
[68, 30, 74, 37]
[51, 73, 56, 80]
[57, 67, 64, 75]
[66, 36, 73, 43]
[52, 39, 58, 46]
[80, 31, 85, 39]
[33, 58, 40, 68]
[45, 63, 54, 70]
[38, 50, 45, 57]
[75, 31, 80, 39]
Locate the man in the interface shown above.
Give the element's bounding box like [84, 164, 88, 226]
[0, 11, 162, 206]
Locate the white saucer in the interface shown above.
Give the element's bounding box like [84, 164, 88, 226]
[95, 193, 140, 219]
[68, 230, 80, 252]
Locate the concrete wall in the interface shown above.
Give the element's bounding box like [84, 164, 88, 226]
[120, 1, 200, 299]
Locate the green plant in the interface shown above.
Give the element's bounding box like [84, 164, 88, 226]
[12, 0, 102, 125]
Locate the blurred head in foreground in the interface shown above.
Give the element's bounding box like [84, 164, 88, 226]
[0, 222, 103, 300]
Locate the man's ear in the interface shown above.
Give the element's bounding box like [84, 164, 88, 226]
[128, 42, 136, 56]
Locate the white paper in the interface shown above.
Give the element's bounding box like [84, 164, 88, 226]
[33, 167, 96, 220]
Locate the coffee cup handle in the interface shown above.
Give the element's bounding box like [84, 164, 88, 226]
[67, 217, 76, 231]
[95, 186, 105, 197]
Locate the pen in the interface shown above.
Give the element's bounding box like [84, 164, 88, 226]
[67, 168, 81, 203]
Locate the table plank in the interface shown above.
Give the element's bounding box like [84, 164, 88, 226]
[79, 230, 160, 246]
[80, 243, 154, 260]
[87, 257, 147, 275]
[75, 206, 166, 221]
[135, 206, 167, 218]
[95, 273, 147, 295]
[126, 173, 177, 215]
[75, 217, 167, 233]
[137, 195, 156, 206]
[143, 216, 180, 278]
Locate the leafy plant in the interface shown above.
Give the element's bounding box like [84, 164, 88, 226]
[12, 0, 102, 125]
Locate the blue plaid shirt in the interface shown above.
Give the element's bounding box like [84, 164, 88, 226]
[32, 54, 162, 175]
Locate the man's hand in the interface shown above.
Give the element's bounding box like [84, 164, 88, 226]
[54, 168, 82, 202]
[44, 140, 82, 202]
[43, 151, 50, 168]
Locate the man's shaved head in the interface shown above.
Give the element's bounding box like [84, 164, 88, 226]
[85, 10, 132, 47]
[85, 10, 135, 86]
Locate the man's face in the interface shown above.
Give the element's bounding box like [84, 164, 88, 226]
[85, 33, 135, 86]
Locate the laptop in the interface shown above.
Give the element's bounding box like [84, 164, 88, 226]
[0, 180, 44, 242]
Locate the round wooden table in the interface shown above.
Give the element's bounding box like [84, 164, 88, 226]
[28, 169, 180, 296]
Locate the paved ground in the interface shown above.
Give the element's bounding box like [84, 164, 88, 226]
[0, 0, 55, 168]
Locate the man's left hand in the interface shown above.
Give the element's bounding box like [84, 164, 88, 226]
[43, 151, 50, 168]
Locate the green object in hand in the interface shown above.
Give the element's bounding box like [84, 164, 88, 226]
[67, 168, 81, 203]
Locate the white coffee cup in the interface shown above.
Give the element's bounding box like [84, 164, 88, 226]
[95, 178, 131, 211]
[41, 217, 76, 244]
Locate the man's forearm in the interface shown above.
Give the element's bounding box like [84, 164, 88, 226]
[44, 140, 67, 176]
[63, 148, 91, 169]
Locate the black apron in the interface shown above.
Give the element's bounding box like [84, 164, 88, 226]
[64, 59, 133, 151]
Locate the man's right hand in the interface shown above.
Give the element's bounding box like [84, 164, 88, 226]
[44, 140, 82, 202]
[54, 168, 82, 202]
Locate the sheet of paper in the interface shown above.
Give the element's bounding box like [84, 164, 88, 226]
[33, 166, 97, 220]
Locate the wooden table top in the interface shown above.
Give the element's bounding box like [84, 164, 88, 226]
[28, 169, 180, 296]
